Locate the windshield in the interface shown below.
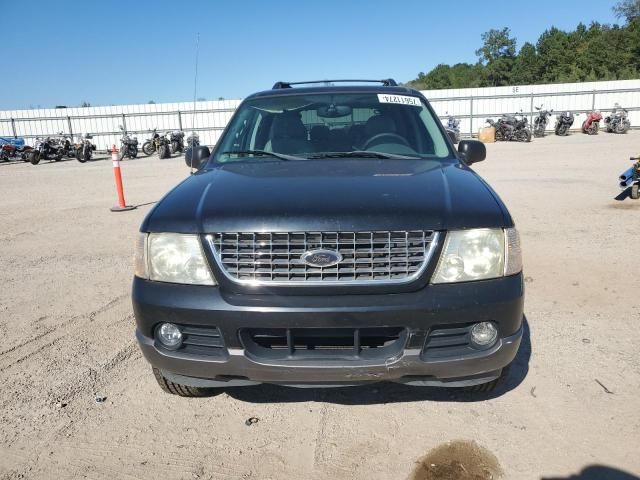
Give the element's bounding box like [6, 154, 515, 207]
[212, 92, 453, 163]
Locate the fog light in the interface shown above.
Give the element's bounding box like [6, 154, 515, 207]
[157, 323, 183, 349]
[470, 322, 498, 347]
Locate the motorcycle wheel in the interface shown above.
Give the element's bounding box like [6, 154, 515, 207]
[76, 149, 86, 163]
[631, 184, 639, 200]
[142, 141, 154, 156]
[516, 129, 532, 143]
[556, 125, 567, 136]
[494, 130, 504, 142]
[159, 144, 170, 159]
[29, 152, 41, 165]
[171, 141, 183, 154]
[615, 123, 628, 134]
[130, 147, 138, 159]
[588, 124, 599, 135]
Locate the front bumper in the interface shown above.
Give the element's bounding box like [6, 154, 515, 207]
[133, 273, 524, 387]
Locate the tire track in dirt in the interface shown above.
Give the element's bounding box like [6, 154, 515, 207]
[0, 294, 128, 373]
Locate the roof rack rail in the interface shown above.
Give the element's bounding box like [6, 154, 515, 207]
[272, 79, 398, 89]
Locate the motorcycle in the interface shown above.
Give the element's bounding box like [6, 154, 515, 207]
[55, 132, 75, 158]
[618, 155, 640, 200]
[168, 130, 185, 153]
[186, 132, 200, 149]
[582, 111, 602, 135]
[533, 106, 553, 137]
[604, 104, 631, 134]
[486, 112, 531, 142]
[74, 133, 96, 163]
[0, 137, 33, 162]
[118, 126, 139, 159]
[28, 136, 64, 165]
[445, 113, 461, 143]
[142, 128, 170, 158]
[554, 111, 575, 136]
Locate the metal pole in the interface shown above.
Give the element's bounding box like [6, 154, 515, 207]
[67, 116, 73, 141]
[11, 118, 17, 138]
[178, 111, 183, 131]
[469, 97, 474, 137]
[592, 90, 596, 111]
[530, 93, 534, 127]
[122, 113, 127, 134]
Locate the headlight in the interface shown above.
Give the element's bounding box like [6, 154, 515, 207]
[432, 228, 521, 283]
[134, 232, 216, 285]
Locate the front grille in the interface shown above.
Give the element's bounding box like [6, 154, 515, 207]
[206, 230, 438, 285]
[241, 327, 407, 361]
[421, 324, 474, 360]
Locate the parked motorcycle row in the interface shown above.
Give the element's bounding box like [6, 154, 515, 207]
[126, 127, 197, 160]
[1, 128, 201, 165]
[468, 103, 633, 143]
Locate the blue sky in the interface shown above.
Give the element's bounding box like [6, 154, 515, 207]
[0, 0, 618, 109]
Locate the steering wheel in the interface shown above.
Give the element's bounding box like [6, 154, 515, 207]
[363, 133, 410, 150]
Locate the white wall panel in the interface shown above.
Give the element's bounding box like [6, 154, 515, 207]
[1, 80, 638, 147]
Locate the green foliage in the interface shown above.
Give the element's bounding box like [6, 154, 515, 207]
[613, 0, 640, 22]
[406, 14, 640, 90]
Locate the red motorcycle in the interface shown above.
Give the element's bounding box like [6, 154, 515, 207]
[582, 111, 602, 135]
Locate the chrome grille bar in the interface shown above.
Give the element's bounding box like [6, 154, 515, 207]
[206, 231, 439, 286]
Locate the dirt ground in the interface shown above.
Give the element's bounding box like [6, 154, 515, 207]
[0, 131, 639, 480]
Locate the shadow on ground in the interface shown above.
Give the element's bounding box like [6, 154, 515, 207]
[225, 317, 532, 405]
[541, 465, 640, 480]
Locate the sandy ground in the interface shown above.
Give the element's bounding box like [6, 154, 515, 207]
[0, 132, 639, 480]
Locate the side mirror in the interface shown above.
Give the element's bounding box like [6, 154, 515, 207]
[185, 145, 210, 169]
[458, 140, 486, 165]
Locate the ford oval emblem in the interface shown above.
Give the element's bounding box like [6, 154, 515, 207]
[300, 249, 343, 268]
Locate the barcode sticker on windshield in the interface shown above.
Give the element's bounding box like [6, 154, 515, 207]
[377, 94, 421, 106]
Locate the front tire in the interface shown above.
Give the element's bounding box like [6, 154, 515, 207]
[494, 130, 504, 142]
[142, 141, 154, 156]
[152, 367, 218, 397]
[556, 125, 567, 136]
[632, 184, 639, 200]
[464, 365, 511, 394]
[29, 151, 41, 165]
[616, 122, 629, 134]
[130, 146, 138, 159]
[171, 141, 182, 154]
[516, 129, 531, 142]
[158, 144, 170, 159]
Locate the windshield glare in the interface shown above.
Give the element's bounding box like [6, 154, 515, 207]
[213, 92, 452, 162]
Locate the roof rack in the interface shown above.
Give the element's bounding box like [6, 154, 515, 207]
[272, 79, 398, 89]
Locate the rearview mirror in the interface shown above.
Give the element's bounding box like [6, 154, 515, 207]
[185, 145, 210, 169]
[458, 140, 486, 165]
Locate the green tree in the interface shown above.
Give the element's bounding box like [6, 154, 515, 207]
[475, 27, 517, 86]
[613, 0, 640, 22]
[406, 16, 640, 88]
[511, 42, 539, 84]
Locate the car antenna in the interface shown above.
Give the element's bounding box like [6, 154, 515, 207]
[190, 32, 200, 175]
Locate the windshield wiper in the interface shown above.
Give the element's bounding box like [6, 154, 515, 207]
[308, 151, 420, 160]
[221, 150, 305, 161]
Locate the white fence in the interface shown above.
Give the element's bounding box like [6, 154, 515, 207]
[0, 99, 242, 151]
[424, 79, 640, 136]
[0, 79, 639, 149]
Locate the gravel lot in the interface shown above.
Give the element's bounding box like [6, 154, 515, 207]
[0, 132, 639, 480]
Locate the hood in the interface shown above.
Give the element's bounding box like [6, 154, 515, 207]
[142, 159, 509, 233]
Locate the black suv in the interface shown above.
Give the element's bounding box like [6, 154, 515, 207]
[132, 79, 524, 396]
